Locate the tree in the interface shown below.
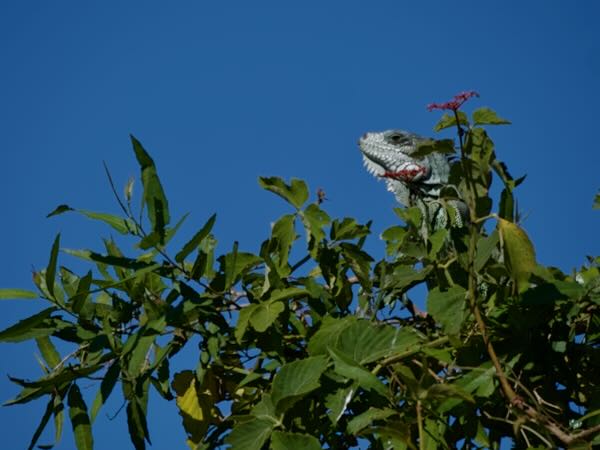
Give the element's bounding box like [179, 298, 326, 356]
[1, 95, 599, 449]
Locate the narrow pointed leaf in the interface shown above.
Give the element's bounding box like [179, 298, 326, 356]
[46, 234, 61, 298]
[27, 396, 55, 450]
[36, 336, 61, 368]
[175, 213, 216, 263]
[90, 360, 121, 422]
[0, 307, 58, 343]
[0, 288, 38, 300]
[131, 135, 170, 238]
[68, 384, 93, 450]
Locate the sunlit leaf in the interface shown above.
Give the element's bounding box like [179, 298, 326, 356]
[68, 384, 93, 450]
[472, 107, 511, 126]
[131, 135, 170, 239]
[0, 288, 38, 300]
[497, 218, 536, 293]
[258, 176, 308, 209]
[175, 213, 216, 263]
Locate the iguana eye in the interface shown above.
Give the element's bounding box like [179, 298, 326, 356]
[387, 132, 408, 145]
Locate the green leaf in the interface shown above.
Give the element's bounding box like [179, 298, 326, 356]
[0, 288, 38, 300]
[47, 204, 75, 217]
[498, 187, 514, 221]
[0, 307, 58, 343]
[258, 176, 308, 209]
[330, 217, 370, 241]
[226, 418, 274, 450]
[475, 231, 499, 272]
[413, 139, 456, 158]
[346, 407, 395, 435]
[235, 304, 257, 343]
[340, 243, 373, 290]
[36, 336, 61, 368]
[127, 397, 150, 450]
[79, 210, 133, 235]
[325, 386, 354, 424]
[175, 213, 217, 263]
[68, 384, 93, 450]
[270, 356, 328, 414]
[250, 300, 285, 332]
[220, 243, 262, 290]
[131, 135, 170, 238]
[90, 360, 120, 423]
[310, 317, 423, 365]
[328, 348, 387, 397]
[300, 203, 331, 254]
[433, 111, 469, 132]
[270, 431, 321, 450]
[497, 218, 536, 293]
[472, 107, 511, 126]
[46, 233, 61, 299]
[426, 286, 467, 335]
[27, 395, 55, 450]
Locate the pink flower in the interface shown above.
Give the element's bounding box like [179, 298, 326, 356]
[427, 90, 479, 112]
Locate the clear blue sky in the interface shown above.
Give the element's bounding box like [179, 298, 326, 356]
[1, 2, 599, 448]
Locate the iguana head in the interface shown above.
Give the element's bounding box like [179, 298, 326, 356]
[358, 130, 451, 206]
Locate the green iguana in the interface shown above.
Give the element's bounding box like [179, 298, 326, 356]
[358, 129, 467, 231]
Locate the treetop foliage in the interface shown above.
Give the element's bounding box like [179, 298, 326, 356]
[1, 98, 599, 449]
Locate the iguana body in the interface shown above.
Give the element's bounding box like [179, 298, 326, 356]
[358, 130, 466, 230]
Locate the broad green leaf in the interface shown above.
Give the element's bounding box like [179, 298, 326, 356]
[0, 307, 58, 343]
[497, 218, 536, 293]
[330, 217, 370, 241]
[175, 213, 217, 263]
[68, 384, 93, 450]
[340, 243, 373, 290]
[328, 348, 387, 397]
[250, 300, 285, 332]
[325, 386, 354, 424]
[346, 407, 395, 435]
[36, 336, 61, 368]
[235, 304, 258, 343]
[300, 203, 331, 254]
[270, 356, 328, 414]
[312, 318, 423, 365]
[90, 360, 120, 422]
[381, 225, 407, 256]
[0, 288, 38, 300]
[131, 135, 170, 237]
[308, 316, 356, 356]
[433, 111, 469, 132]
[226, 418, 274, 450]
[220, 244, 262, 290]
[413, 139, 456, 158]
[46, 234, 61, 299]
[472, 107, 511, 126]
[438, 363, 496, 412]
[269, 214, 296, 273]
[475, 231, 499, 272]
[428, 228, 448, 258]
[258, 176, 308, 209]
[270, 431, 321, 450]
[426, 286, 467, 336]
